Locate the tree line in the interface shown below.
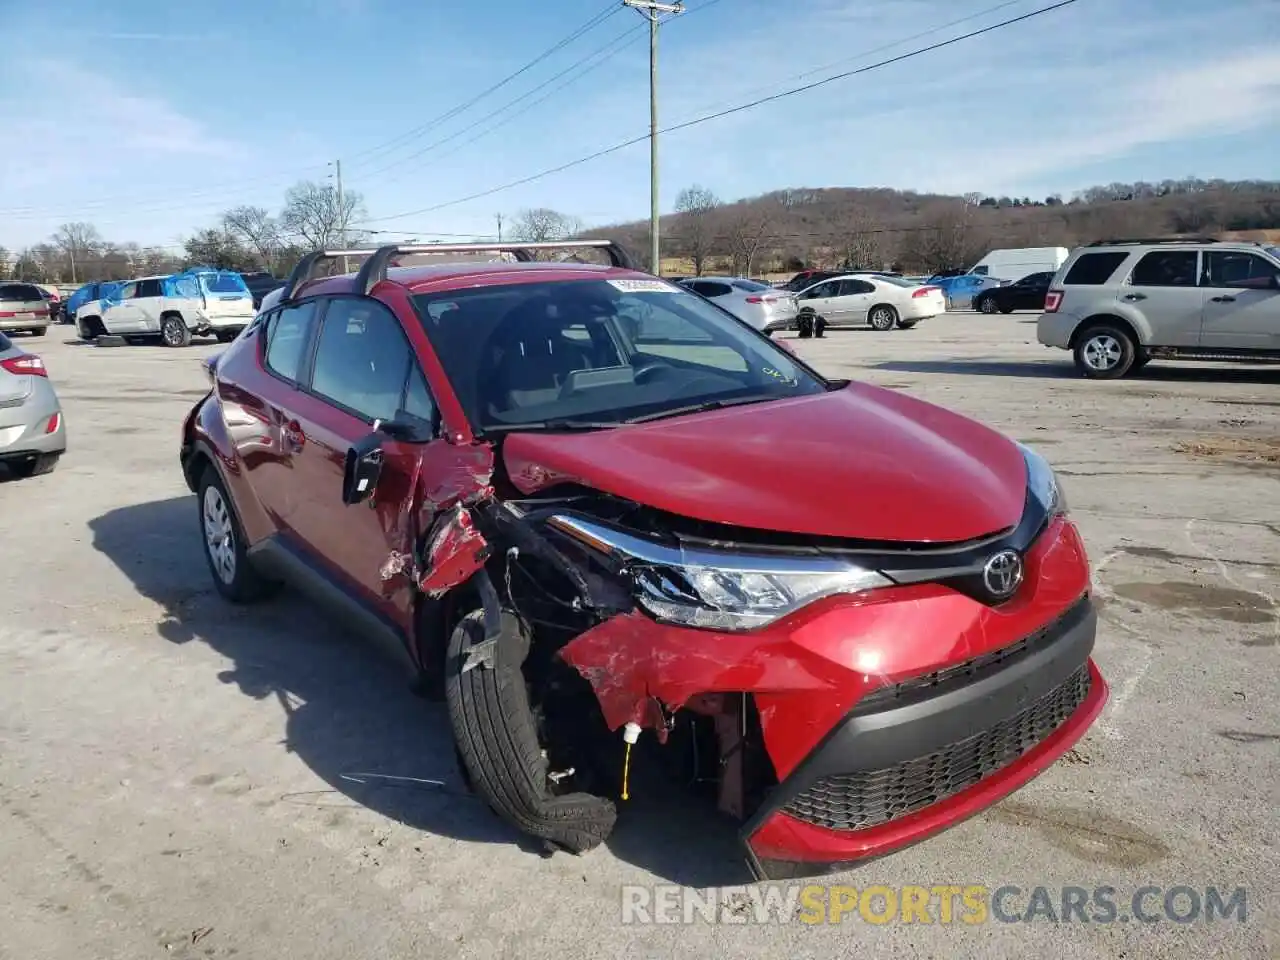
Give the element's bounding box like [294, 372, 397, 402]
[4, 177, 1279, 285]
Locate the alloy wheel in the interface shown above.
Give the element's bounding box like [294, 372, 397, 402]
[1081, 333, 1122, 372]
[202, 485, 237, 585]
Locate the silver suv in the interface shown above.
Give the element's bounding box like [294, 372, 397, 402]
[1037, 238, 1280, 379]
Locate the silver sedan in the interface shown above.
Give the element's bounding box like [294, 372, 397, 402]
[0, 332, 66, 480]
[677, 277, 799, 332]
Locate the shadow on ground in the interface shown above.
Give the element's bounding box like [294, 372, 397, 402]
[874, 359, 1280, 384]
[88, 495, 749, 887]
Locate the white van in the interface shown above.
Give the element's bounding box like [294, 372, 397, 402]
[969, 247, 1069, 282]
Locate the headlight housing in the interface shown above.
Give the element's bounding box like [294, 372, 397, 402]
[1019, 442, 1067, 517]
[547, 515, 890, 631]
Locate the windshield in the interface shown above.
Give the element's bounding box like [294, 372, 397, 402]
[1266, 246, 1280, 261]
[200, 273, 250, 295]
[411, 277, 827, 433]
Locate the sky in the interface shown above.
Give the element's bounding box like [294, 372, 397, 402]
[1, 0, 1279, 252]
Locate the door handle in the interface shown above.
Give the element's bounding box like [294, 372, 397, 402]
[1122, 293, 1147, 301]
[282, 419, 306, 451]
[1210, 295, 1236, 303]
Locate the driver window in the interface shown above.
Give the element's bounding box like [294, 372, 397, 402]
[1203, 251, 1279, 288]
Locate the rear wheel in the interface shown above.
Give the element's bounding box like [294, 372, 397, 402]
[445, 607, 617, 854]
[868, 305, 898, 331]
[1073, 323, 1136, 379]
[160, 313, 192, 348]
[29, 328, 47, 337]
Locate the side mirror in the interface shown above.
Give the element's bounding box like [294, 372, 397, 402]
[342, 432, 384, 505]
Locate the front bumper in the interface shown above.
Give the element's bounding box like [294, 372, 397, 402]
[557, 513, 1105, 880]
[743, 597, 1105, 880]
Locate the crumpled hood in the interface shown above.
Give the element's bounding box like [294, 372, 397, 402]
[501, 382, 1028, 543]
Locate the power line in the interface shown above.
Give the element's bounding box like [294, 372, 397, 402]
[0, 2, 623, 219]
[356, 19, 648, 183]
[356, 0, 1081, 225]
[342, 1, 623, 173]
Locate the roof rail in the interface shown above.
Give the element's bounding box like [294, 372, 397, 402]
[279, 240, 639, 303]
[1085, 237, 1219, 247]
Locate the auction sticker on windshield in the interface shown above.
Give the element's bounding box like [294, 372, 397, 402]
[608, 279, 678, 293]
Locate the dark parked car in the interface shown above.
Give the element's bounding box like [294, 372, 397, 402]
[240, 272, 286, 308]
[778, 269, 843, 292]
[180, 240, 1106, 880]
[973, 271, 1055, 314]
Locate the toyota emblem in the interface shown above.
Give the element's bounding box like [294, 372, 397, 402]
[982, 549, 1024, 600]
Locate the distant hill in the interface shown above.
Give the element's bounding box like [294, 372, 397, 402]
[580, 178, 1280, 276]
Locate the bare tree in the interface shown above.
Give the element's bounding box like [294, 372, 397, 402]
[222, 206, 282, 270]
[511, 208, 585, 260]
[280, 180, 368, 249]
[0, 246, 9, 280]
[51, 222, 103, 283]
[723, 202, 778, 277]
[834, 207, 883, 270]
[673, 185, 720, 276]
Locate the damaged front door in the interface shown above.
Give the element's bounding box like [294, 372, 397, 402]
[280, 296, 452, 664]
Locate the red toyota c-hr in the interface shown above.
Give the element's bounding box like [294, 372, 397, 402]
[180, 241, 1107, 880]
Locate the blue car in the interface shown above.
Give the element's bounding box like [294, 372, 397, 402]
[65, 282, 108, 325]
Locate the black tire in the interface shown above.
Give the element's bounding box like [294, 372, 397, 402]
[896, 318, 919, 329]
[29, 328, 47, 337]
[197, 465, 279, 603]
[78, 316, 102, 341]
[868, 304, 898, 331]
[978, 296, 998, 314]
[214, 329, 239, 343]
[796, 313, 815, 338]
[813, 315, 827, 338]
[160, 313, 192, 348]
[5, 453, 59, 480]
[1073, 322, 1136, 380]
[445, 607, 617, 854]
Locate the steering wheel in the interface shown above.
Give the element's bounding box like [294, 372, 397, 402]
[632, 360, 674, 382]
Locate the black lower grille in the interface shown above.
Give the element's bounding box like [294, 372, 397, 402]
[783, 666, 1092, 832]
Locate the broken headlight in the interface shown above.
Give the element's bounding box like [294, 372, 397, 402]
[631, 563, 890, 630]
[1019, 442, 1067, 517]
[546, 514, 890, 631]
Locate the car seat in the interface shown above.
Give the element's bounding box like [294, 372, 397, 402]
[481, 299, 596, 415]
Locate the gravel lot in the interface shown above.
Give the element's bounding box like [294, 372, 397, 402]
[1, 315, 1276, 959]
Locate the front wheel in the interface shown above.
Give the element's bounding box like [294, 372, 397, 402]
[160, 314, 192, 348]
[445, 607, 617, 854]
[1073, 324, 1136, 379]
[978, 296, 998, 314]
[868, 305, 898, 331]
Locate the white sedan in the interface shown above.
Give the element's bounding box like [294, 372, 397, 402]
[765, 274, 947, 334]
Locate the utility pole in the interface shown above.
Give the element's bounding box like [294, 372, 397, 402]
[69, 245, 77, 284]
[623, 0, 683, 276]
[330, 159, 349, 273]
[496, 213, 503, 243]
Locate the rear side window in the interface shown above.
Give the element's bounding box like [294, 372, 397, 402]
[264, 301, 318, 382]
[1063, 252, 1129, 285]
[1130, 250, 1198, 288]
[838, 279, 876, 295]
[137, 279, 163, 298]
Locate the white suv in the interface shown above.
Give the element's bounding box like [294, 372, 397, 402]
[75, 269, 256, 347]
[1037, 238, 1280, 379]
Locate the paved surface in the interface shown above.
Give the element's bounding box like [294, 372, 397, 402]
[0, 317, 1276, 959]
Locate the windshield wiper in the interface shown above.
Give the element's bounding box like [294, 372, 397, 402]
[623, 394, 780, 424]
[482, 419, 622, 434]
